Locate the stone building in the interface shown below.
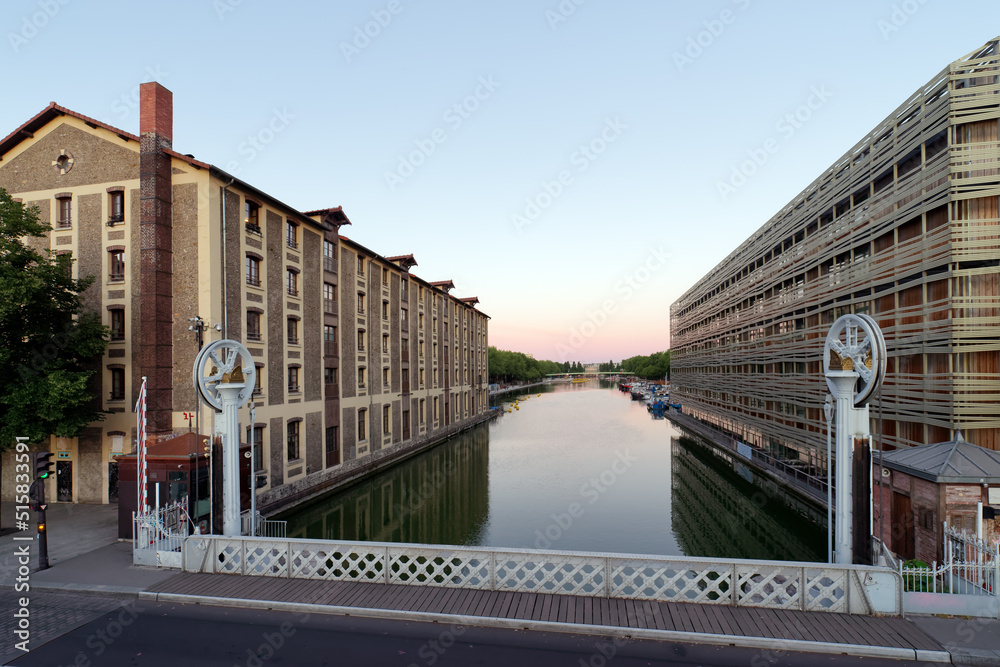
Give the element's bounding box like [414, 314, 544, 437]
[0, 83, 490, 511]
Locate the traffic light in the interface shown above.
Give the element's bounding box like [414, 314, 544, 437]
[255, 472, 267, 489]
[27, 480, 43, 511]
[33, 452, 54, 480]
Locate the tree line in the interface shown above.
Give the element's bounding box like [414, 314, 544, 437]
[488, 347, 586, 383]
[621, 351, 670, 380]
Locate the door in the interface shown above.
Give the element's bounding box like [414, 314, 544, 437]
[892, 492, 914, 560]
[57, 461, 73, 502]
[108, 461, 119, 502]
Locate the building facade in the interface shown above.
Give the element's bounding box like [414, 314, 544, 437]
[670, 38, 1000, 471]
[0, 83, 490, 509]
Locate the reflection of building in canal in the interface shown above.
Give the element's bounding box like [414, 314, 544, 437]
[286, 428, 489, 545]
[671, 437, 825, 562]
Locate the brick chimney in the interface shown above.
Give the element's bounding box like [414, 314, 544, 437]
[139, 82, 173, 435]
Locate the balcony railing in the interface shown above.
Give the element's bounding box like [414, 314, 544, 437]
[247, 332, 262, 342]
[287, 286, 298, 297]
[323, 258, 337, 273]
[56, 219, 72, 229]
[288, 384, 300, 394]
[110, 329, 125, 342]
[357, 305, 365, 315]
[107, 215, 125, 227]
[247, 276, 261, 287]
[288, 336, 299, 345]
[245, 222, 262, 236]
[109, 272, 125, 283]
[109, 391, 124, 401]
[287, 238, 299, 250]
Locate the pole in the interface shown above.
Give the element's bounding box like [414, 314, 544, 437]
[824, 395, 834, 563]
[249, 405, 256, 537]
[36, 480, 49, 571]
[828, 371, 859, 565]
[217, 383, 243, 536]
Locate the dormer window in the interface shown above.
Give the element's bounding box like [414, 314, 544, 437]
[245, 201, 260, 234]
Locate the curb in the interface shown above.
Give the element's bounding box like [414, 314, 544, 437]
[944, 646, 1000, 667]
[33, 581, 143, 600]
[140, 591, 953, 663]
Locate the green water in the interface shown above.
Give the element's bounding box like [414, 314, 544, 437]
[281, 382, 826, 560]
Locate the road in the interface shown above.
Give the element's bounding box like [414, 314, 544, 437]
[8, 598, 936, 667]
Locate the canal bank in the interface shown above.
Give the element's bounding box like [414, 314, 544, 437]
[263, 410, 498, 516]
[666, 409, 827, 513]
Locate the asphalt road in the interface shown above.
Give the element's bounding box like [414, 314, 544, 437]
[7, 599, 939, 667]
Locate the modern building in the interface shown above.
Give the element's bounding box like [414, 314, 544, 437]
[670, 38, 1000, 479]
[0, 83, 490, 511]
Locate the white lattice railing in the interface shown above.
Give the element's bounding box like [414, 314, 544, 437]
[179, 537, 902, 616]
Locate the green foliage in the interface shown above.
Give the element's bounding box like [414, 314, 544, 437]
[488, 347, 571, 383]
[0, 188, 109, 446]
[621, 350, 670, 380]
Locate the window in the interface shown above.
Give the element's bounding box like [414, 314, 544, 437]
[248, 425, 264, 470]
[358, 366, 366, 389]
[358, 292, 366, 315]
[419, 341, 425, 357]
[286, 269, 298, 296]
[287, 317, 299, 345]
[108, 191, 124, 224]
[245, 201, 260, 233]
[383, 405, 391, 432]
[325, 367, 337, 385]
[433, 396, 439, 419]
[247, 311, 262, 341]
[253, 364, 263, 395]
[109, 249, 125, 282]
[382, 268, 389, 287]
[357, 256, 365, 276]
[324, 282, 336, 313]
[419, 313, 424, 329]
[56, 196, 71, 228]
[246, 255, 261, 286]
[109, 307, 125, 341]
[401, 280, 408, 301]
[419, 399, 425, 424]
[288, 366, 300, 393]
[401, 368, 408, 387]
[323, 239, 336, 272]
[419, 368, 425, 386]
[382, 334, 389, 354]
[382, 301, 389, 320]
[109, 367, 125, 401]
[357, 330, 366, 352]
[433, 368, 439, 384]
[401, 308, 408, 327]
[287, 421, 300, 460]
[286, 220, 298, 249]
[324, 325, 337, 343]
[325, 426, 339, 467]
[358, 408, 367, 441]
[383, 367, 390, 387]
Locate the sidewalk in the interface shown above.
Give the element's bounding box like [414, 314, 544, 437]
[2, 502, 998, 665]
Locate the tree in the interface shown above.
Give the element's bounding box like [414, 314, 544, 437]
[0, 188, 109, 446]
[622, 350, 670, 380]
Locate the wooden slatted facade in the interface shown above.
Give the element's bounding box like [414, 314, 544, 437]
[670, 39, 1000, 468]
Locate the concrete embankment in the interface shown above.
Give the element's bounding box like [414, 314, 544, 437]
[260, 410, 498, 516]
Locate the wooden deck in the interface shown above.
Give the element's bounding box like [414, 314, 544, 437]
[147, 572, 943, 653]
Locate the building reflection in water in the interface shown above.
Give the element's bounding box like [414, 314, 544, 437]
[671, 436, 826, 562]
[284, 427, 490, 545]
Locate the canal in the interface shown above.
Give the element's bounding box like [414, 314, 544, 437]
[281, 382, 826, 561]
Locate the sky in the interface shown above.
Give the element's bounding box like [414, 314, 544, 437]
[2, 0, 998, 364]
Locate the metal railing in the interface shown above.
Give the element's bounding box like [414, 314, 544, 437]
[134, 499, 195, 567]
[895, 527, 999, 596]
[240, 510, 287, 538]
[179, 537, 901, 616]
